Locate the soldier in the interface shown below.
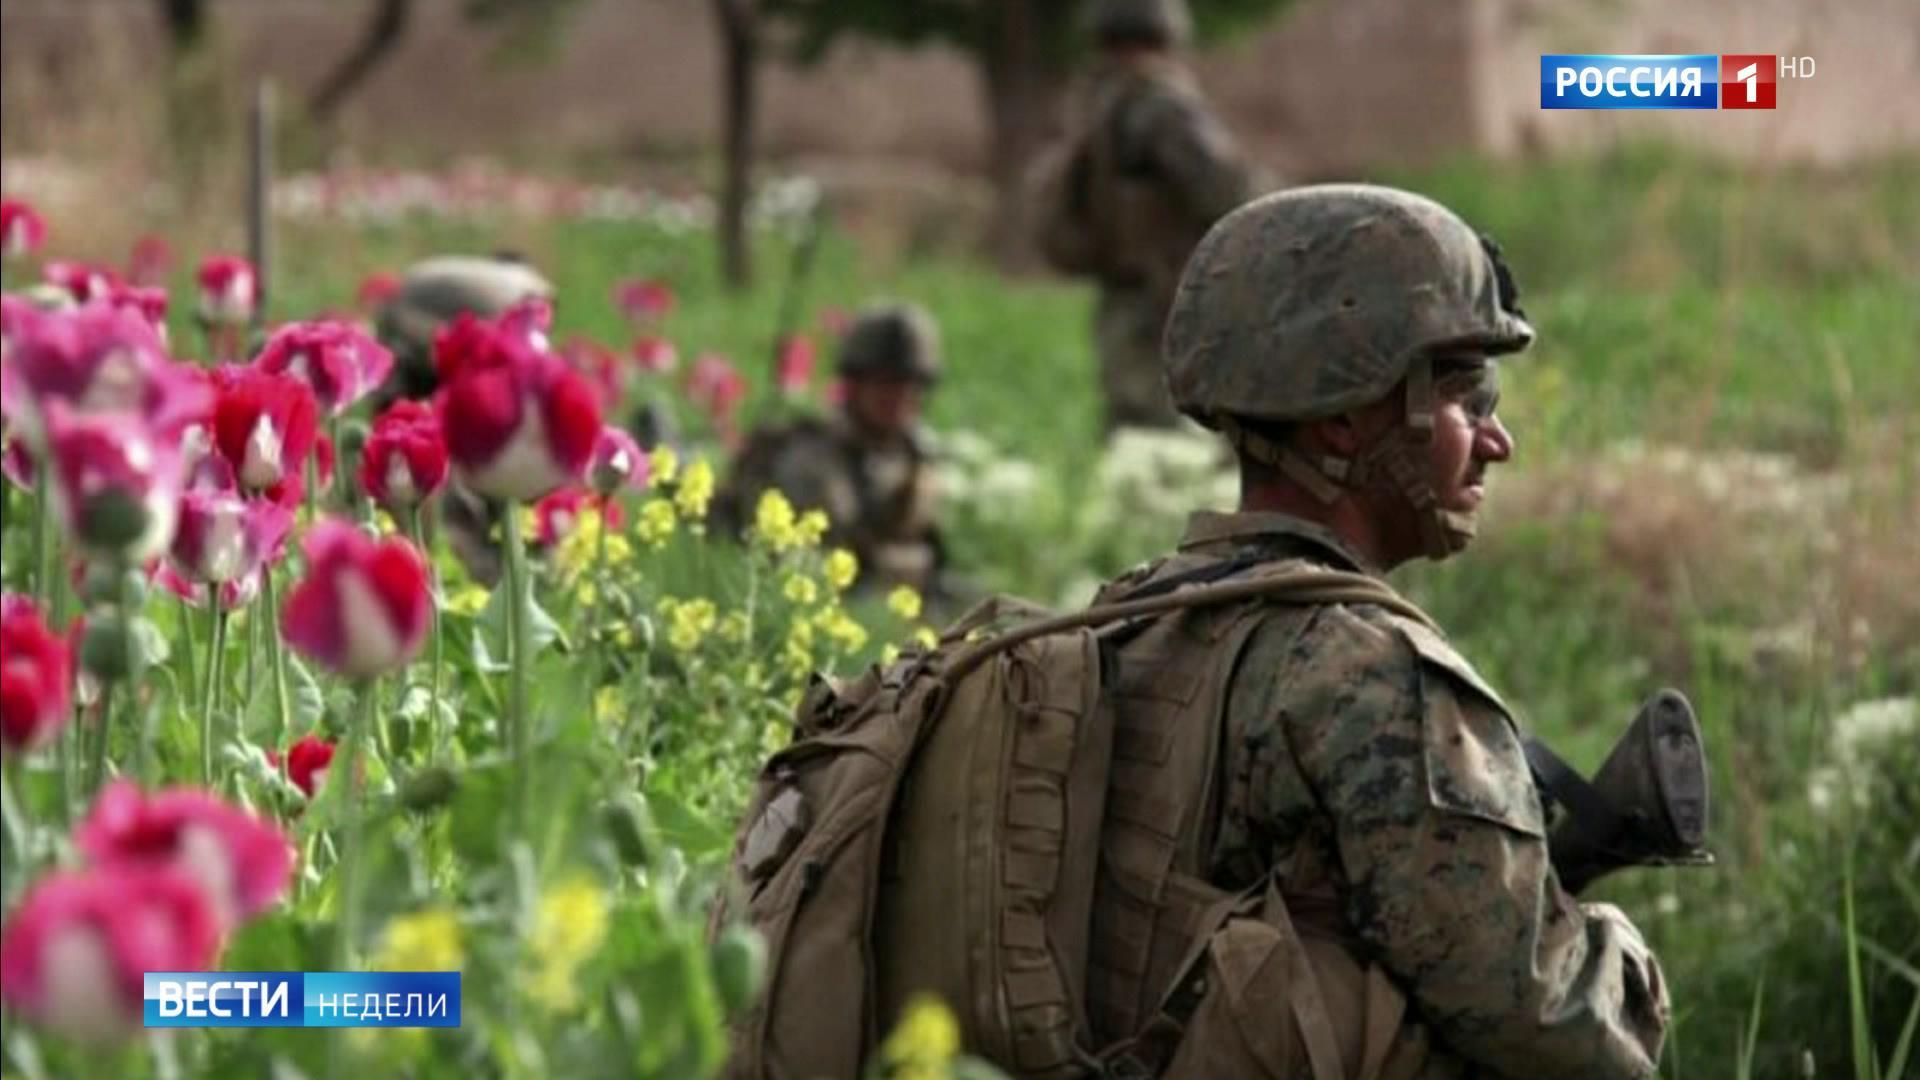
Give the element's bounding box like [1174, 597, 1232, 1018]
[714, 301, 949, 599]
[1076, 184, 1670, 1076]
[1033, 0, 1259, 433]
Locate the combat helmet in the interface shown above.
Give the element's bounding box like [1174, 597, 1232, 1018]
[1085, 0, 1193, 48]
[836, 301, 942, 384]
[375, 255, 553, 397]
[1165, 183, 1534, 558]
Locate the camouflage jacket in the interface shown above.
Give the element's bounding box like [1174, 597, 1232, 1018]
[1080, 57, 1256, 299]
[1097, 510, 1669, 1079]
[714, 409, 941, 591]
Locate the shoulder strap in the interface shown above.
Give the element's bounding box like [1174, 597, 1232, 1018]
[946, 567, 1438, 682]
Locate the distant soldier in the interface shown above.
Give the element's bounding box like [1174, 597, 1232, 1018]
[1033, 0, 1260, 433]
[714, 301, 949, 599]
[374, 254, 554, 408]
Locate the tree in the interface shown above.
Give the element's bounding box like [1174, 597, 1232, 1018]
[712, 0, 762, 290]
[760, 0, 1297, 264]
[308, 0, 415, 124]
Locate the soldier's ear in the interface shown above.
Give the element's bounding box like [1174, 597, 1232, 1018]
[1302, 414, 1361, 457]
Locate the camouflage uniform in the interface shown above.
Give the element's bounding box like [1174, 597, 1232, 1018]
[713, 303, 946, 595]
[1084, 185, 1669, 1075]
[1038, 0, 1258, 432]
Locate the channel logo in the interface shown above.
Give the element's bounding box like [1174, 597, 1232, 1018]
[1541, 54, 1799, 110]
[143, 971, 462, 1028]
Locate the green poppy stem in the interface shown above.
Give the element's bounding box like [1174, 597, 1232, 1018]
[201, 605, 228, 787]
[261, 565, 291, 748]
[503, 499, 531, 835]
[407, 507, 444, 765]
[334, 678, 377, 973]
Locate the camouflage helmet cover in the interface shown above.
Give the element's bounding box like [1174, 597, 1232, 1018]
[375, 255, 554, 361]
[836, 301, 942, 383]
[1085, 0, 1193, 47]
[1164, 183, 1534, 426]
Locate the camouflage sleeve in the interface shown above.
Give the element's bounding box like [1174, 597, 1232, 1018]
[1276, 605, 1669, 1080]
[1120, 88, 1256, 228]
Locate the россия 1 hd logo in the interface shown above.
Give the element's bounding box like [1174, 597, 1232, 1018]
[1540, 55, 1811, 109]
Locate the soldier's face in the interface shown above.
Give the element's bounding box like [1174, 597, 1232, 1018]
[1427, 358, 1514, 515]
[845, 377, 925, 436]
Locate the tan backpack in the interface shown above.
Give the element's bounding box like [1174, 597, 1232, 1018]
[712, 565, 1439, 1080]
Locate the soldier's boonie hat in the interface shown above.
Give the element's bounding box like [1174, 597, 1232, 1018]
[1164, 183, 1534, 426]
[836, 301, 942, 384]
[1085, 0, 1193, 47]
[376, 255, 553, 359]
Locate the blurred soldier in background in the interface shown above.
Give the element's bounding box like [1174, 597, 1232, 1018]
[715, 300, 952, 601]
[374, 253, 553, 409]
[1032, 0, 1260, 433]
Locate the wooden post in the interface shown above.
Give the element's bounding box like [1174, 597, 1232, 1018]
[248, 81, 274, 329]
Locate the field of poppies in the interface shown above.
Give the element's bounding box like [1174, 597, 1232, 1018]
[0, 147, 1917, 1079]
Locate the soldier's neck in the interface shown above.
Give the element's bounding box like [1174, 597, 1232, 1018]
[1239, 477, 1406, 572]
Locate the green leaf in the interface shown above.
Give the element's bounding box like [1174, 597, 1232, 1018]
[479, 576, 571, 662]
[449, 761, 512, 866]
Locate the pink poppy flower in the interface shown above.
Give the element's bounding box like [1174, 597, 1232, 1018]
[268, 735, 336, 797]
[587, 424, 649, 496]
[42, 262, 123, 306]
[2, 594, 74, 753]
[42, 402, 185, 561]
[0, 199, 47, 259]
[169, 486, 294, 586]
[355, 271, 402, 313]
[156, 564, 263, 612]
[253, 320, 394, 416]
[632, 335, 679, 375]
[196, 255, 257, 326]
[499, 296, 553, 351]
[817, 305, 852, 338]
[76, 781, 296, 927]
[532, 487, 624, 548]
[561, 335, 623, 407]
[106, 284, 170, 341]
[279, 520, 431, 678]
[777, 333, 816, 397]
[209, 367, 320, 495]
[687, 353, 748, 427]
[127, 234, 173, 287]
[359, 399, 447, 513]
[0, 302, 205, 439]
[0, 866, 221, 1040]
[433, 313, 602, 502]
[2, 437, 35, 491]
[613, 277, 674, 322]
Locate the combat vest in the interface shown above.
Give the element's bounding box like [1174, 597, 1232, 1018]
[714, 555, 1438, 1079]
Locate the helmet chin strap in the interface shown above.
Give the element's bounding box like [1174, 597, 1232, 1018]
[1220, 355, 1474, 562]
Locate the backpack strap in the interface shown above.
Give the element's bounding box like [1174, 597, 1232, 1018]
[946, 567, 1438, 683]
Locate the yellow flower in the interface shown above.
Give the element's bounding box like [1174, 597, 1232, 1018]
[557, 507, 634, 584]
[674, 459, 715, 521]
[664, 596, 718, 653]
[782, 572, 818, 607]
[815, 607, 868, 653]
[913, 626, 940, 650]
[636, 497, 677, 548]
[526, 876, 610, 1011]
[823, 549, 858, 591]
[886, 586, 923, 621]
[753, 489, 800, 551]
[881, 643, 901, 666]
[719, 611, 751, 644]
[795, 510, 829, 548]
[882, 994, 960, 1080]
[651, 444, 680, 485]
[594, 686, 621, 724]
[373, 908, 464, 972]
[518, 505, 540, 540]
[447, 585, 490, 617]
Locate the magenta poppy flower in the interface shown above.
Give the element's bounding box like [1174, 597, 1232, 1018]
[358, 399, 447, 513]
[43, 261, 123, 306]
[280, 520, 431, 678]
[687, 353, 748, 426]
[42, 402, 185, 561]
[169, 485, 294, 587]
[355, 271, 402, 313]
[156, 563, 263, 612]
[209, 367, 320, 495]
[0, 199, 47, 259]
[253, 320, 394, 416]
[433, 314, 602, 502]
[631, 335, 679, 375]
[2, 594, 74, 753]
[2, 437, 34, 491]
[613, 277, 674, 322]
[1, 303, 183, 431]
[0, 866, 222, 1040]
[196, 254, 257, 326]
[76, 781, 296, 927]
[127, 234, 174, 286]
[587, 424, 649, 496]
[106, 284, 171, 341]
[269, 735, 337, 797]
[776, 333, 816, 397]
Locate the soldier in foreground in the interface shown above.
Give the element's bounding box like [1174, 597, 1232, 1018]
[714, 301, 949, 599]
[1033, 0, 1258, 433]
[1088, 184, 1670, 1075]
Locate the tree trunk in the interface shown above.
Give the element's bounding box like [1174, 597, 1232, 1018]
[978, 0, 1074, 268]
[308, 0, 415, 124]
[159, 0, 208, 52]
[713, 0, 761, 291]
